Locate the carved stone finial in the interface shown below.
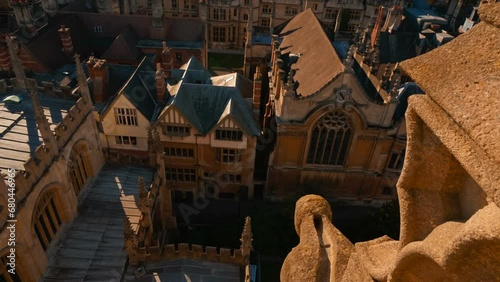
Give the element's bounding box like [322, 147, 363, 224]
[124, 215, 138, 249]
[240, 216, 253, 258]
[138, 176, 150, 210]
[152, 126, 162, 153]
[29, 89, 44, 119]
[344, 45, 355, 70]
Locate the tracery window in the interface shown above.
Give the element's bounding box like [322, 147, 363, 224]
[69, 149, 90, 196]
[307, 112, 351, 165]
[34, 192, 62, 252]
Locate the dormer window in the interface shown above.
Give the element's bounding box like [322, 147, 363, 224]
[163, 125, 191, 137]
[215, 129, 243, 141]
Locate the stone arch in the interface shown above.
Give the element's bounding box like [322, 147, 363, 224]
[68, 138, 94, 197]
[0, 247, 23, 282]
[303, 106, 362, 167]
[30, 185, 66, 253]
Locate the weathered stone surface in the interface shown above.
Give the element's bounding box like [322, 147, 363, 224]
[281, 3, 500, 281]
[281, 195, 353, 282]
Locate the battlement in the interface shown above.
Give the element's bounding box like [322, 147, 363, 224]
[54, 98, 93, 148]
[131, 243, 245, 266]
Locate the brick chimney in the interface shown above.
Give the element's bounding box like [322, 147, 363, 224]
[58, 25, 74, 55]
[86, 57, 108, 103]
[156, 63, 166, 103]
[252, 66, 262, 111]
[161, 41, 172, 72]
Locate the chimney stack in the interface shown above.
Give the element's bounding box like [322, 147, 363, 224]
[156, 63, 166, 103]
[86, 57, 108, 103]
[58, 25, 74, 55]
[252, 66, 262, 111]
[161, 41, 172, 72]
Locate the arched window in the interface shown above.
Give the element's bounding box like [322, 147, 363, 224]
[1, 254, 22, 282]
[33, 191, 62, 252]
[307, 111, 352, 165]
[69, 142, 91, 196]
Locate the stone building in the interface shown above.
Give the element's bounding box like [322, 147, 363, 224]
[0, 48, 104, 281]
[280, 2, 500, 281]
[264, 9, 410, 202]
[100, 56, 261, 201]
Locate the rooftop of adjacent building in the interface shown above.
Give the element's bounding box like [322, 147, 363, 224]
[400, 2, 500, 165]
[0, 89, 75, 175]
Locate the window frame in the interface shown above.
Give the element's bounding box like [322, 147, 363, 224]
[163, 125, 191, 137]
[215, 129, 243, 141]
[306, 112, 352, 166]
[114, 108, 139, 126]
[216, 148, 243, 163]
[115, 136, 138, 146]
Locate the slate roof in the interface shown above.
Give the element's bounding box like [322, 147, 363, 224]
[15, 14, 92, 71]
[160, 57, 260, 137]
[277, 9, 344, 97]
[102, 57, 159, 122]
[0, 90, 75, 174]
[399, 3, 500, 165]
[379, 31, 417, 63]
[102, 26, 141, 61]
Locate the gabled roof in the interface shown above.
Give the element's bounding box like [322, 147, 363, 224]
[159, 57, 260, 137]
[102, 25, 141, 61]
[277, 9, 344, 97]
[399, 3, 500, 165]
[102, 57, 159, 121]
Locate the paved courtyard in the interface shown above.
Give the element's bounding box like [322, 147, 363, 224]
[42, 165, 154, 281]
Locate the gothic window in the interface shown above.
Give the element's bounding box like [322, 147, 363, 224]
[69, 145, 91, 196]
[307, 112, 352, 165]
[114, 108, 138, 126]
[171, 0, 177, 8]
[34, 191, 62, 252]
[1, 254, 22, 282]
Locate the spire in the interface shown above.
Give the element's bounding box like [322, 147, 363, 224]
[153, 126, 162, 153]
[147, 125, 156, 167]
[5, 36, 26, 90]
[29, 88, 59, 153]
[74, 54, 92, 104]
[138, 176, 150, 210]
[240, 216, 253, 258]
[270, 0, 276, 35]
[344, 44, 355, 71]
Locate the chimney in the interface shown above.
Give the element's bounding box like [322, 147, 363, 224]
[161, 41, 172, 72]
[58, 25, 74, 55]
[252, 66, 262, 111]
[86, 57, 108, 103]
[156, 63, 166, 103]
[0, 37, 11, 73]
